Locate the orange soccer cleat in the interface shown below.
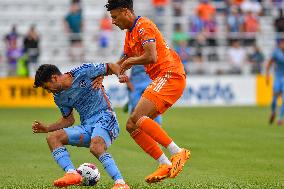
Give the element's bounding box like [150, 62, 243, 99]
[169, 148, 191, 178]
[53, 172, 82, 188]
[111, 183, 130, 189]
[145, 164, 171, 183]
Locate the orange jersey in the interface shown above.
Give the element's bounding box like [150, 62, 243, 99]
[124, 16, 185, 80]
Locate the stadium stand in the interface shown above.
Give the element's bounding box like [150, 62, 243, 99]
[0, 0, 281, 76]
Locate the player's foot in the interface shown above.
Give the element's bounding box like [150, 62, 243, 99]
[169, 148, 191, 178]
[145, 164, 171, 183]
[53, 172, 82, 188]
[277, 120, 283, 126]
[269, 112, 276, 124]
[111, 183, 130, 189]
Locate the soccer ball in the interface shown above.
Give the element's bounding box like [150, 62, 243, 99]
[76, 163, 100, 186]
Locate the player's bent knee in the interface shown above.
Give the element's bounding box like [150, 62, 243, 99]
[126, 117, 137, 133]
[90, 137, 107, 158]
[46, 132, 59, 143]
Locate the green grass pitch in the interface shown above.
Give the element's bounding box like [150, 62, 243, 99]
[0, 107, 283, 189]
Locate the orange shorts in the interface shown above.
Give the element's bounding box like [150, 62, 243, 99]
[142, 71, 186, 114]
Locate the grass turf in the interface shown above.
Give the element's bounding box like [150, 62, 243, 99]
[0, 106, 283, 189]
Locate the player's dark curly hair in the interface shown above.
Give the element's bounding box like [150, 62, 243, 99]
[34, 64, 61, 88]
[105, 0, 133, 11]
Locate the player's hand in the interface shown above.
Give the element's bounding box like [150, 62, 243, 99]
[32, 120, 48, 133]
[92, 76, 104, 89]
[119, 58, 134, 75]
[118, 74, 129, 83]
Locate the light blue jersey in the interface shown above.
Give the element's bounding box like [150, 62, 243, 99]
[50, 63, 124, 181]
[54, 63, 119, 147]
[54, 63, 111, 124]
[128, 65, 162, 125]
[130, 65, 151, 90]
[272, 48, 284, 77]
[272, 48, 284, 93]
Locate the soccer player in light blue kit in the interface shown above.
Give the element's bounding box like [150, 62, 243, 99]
[266, 39, 284, 126]
[126, 65, 162, 124]
[32, 63, 130, 189]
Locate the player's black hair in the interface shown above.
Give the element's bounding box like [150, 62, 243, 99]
[34, 64, 61, 88]
[105, 0, 133, 11]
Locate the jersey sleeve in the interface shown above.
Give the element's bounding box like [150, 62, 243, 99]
[137, 21, 157, 47]
[54, 96, 73, 118]
[87, 63, 107, 78]
[70, 63, 107, 78]
[124, 32, 132, 57]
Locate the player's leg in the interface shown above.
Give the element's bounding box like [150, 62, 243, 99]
[277, 80, 284, 125]
[270, 78, 281, 124]
[47, 128, 83, 187]
[278, 95, 284, 126]
[127, 97, 172, 183]
[89, 112, 129, 189]
[130, 88, 163, 125]
[127, 88, 163, 163]
[130, 72, 190, 178]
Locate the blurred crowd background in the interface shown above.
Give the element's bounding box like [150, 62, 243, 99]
[0, 0, 283, 77]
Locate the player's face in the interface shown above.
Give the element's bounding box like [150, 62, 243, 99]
[110, 8, 129, 30]
[42, 75, 63, 93]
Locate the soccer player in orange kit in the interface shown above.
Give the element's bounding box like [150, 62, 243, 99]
[104, 0, 190, 183]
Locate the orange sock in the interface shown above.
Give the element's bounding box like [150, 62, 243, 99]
[137, 116, 172, 148]
[131, 128, 163, 160]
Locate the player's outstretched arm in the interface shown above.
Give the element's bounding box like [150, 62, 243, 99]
[120, 42, 157, 75]
[107, 63, 129, 83]
[91, 63, 129, 89]
[32, 112, 75, 133]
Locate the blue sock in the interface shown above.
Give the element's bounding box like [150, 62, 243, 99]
[271, 95, 277, 113]
[52, 146, 75, 172]
[279, 102, 284, 120]
[99, 153, 123, 181]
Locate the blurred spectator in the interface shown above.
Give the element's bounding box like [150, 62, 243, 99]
[192, 33, 206, 64]
[194, 0, 218, 61]
[189, 15, 204, 36]
[226, 40, 247, 74]
[172, 23, 189, 48]
[195, 0, 216, 22]
[71, 0, 81, 4]
[271, 0, 283, 7]
[248, 44, 265, 74]
[98, 14, 113, 56]
[64, 2, 84, 61]
[226, 6, 244, 43]
[4, 25, 22, 76]
[233, 0, 245, 6]
[274, 9, 284, 40]
[152, 0, 168, 16]
[240, 0, 262, 15]
[6, 38, 23, 76]
[242, 11, 260, 46]
[203, 14, 219, 61]
[172, 0, 183, 17]
[4, 25, 19, 50]
[23, 25, 40, 76]
[175, 40, 190, 74]
[213, 0, 226, 13]
[16, 54, 29, 77]
[151, 0, 168, 30]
